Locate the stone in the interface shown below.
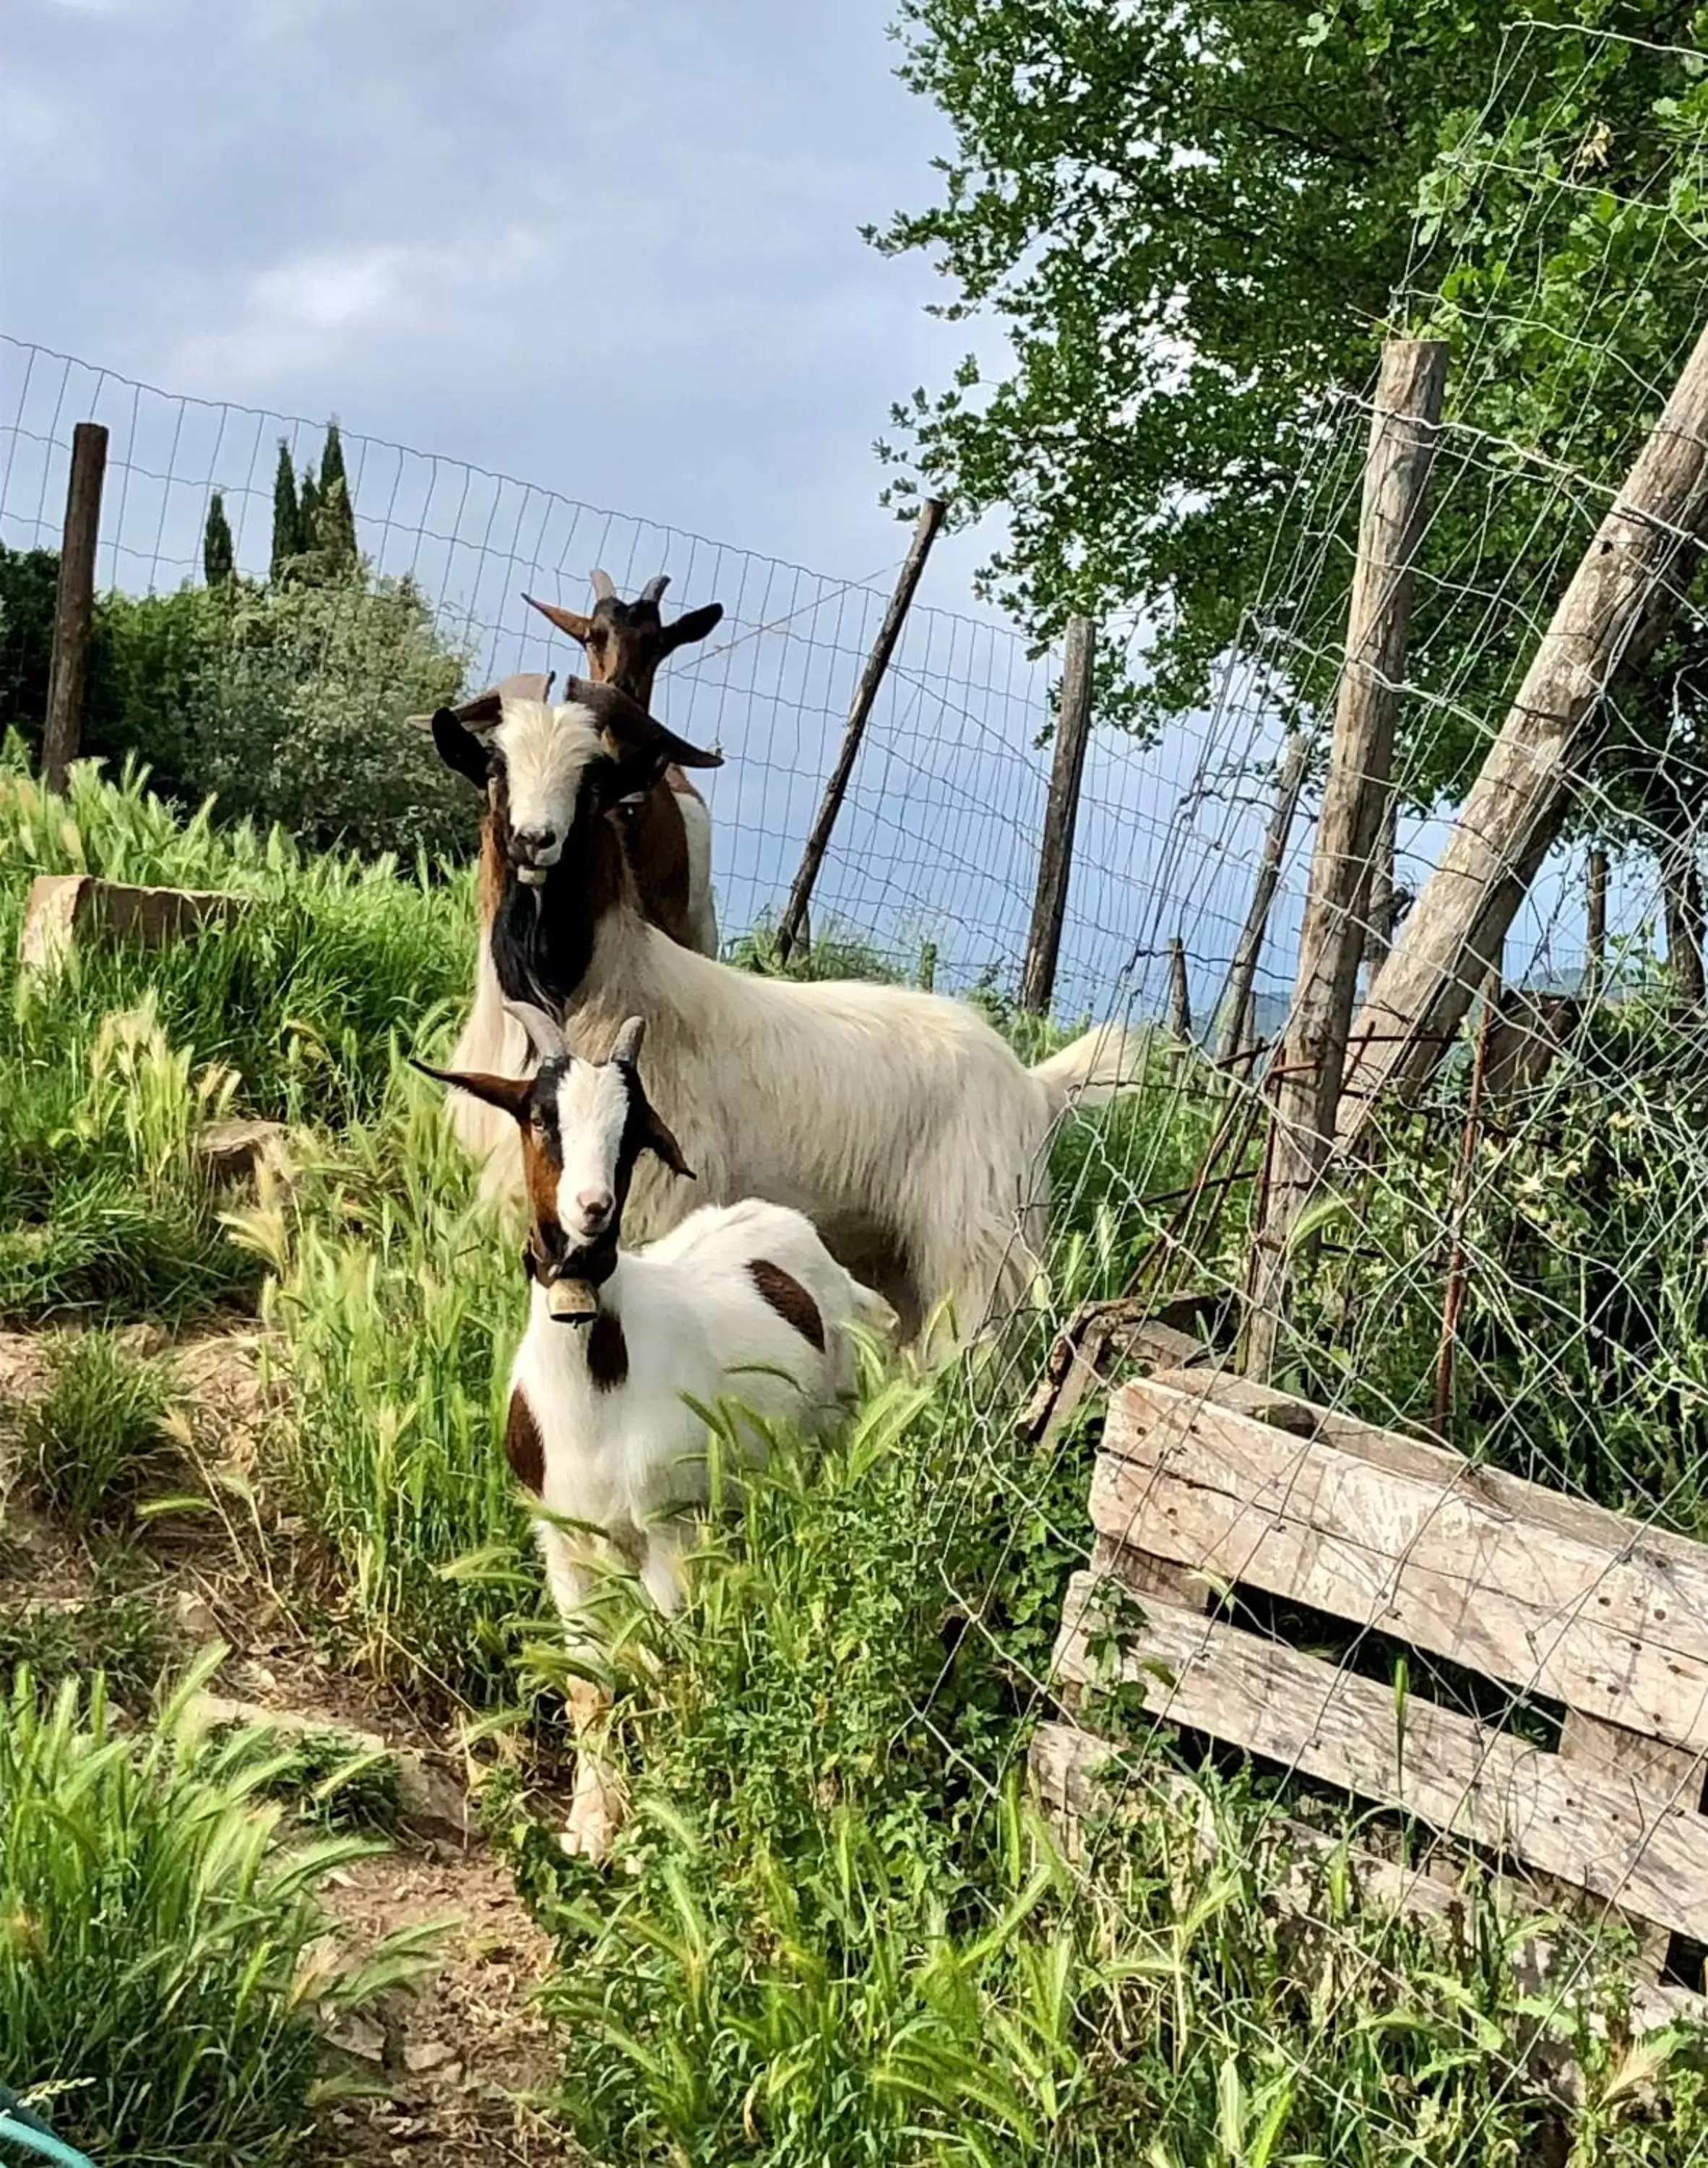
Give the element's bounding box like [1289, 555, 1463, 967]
[19, 874, 253, 978]
[194, 1118, 290, 1186]
[403, 2041, 457, 2075]
[173, 1589, 220, 1642]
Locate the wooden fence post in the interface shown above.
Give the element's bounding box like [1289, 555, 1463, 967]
[1246, 340, 1449, 1375]
[1019, 616, 1097, 1014]
[1337, 317, 1708, 1151]
[1586, 846, 1608, 998]
[775, 498, 945, 963]
[1215, 723, 1314, 1064]
[1167, 935, 1193, 1039]
[40, 421, 110, 796]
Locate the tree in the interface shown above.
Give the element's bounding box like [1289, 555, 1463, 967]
[315, 421, 360, 571]
[202, 492, 236, 588]
[872, 2, 1708, 835]
[269, 443, 301, 584]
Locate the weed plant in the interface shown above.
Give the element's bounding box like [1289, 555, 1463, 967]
[15, 1331, 177, 1530]
[0, 1655, 439, 2166]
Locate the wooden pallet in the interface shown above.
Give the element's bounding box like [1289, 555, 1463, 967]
[1038, 1365, 1708, 1995]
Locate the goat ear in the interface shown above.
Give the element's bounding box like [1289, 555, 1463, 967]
[660, 601, 723, 656]
[524, 594, 595, 648]
[431, 707, 491, 790]
[566, 677, 723, 786]
[641, 1104, 695, 1182]
[407, 1057, 533, 1124]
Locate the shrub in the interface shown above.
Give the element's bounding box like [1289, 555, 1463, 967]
[189, 572, 475, 857]
[0, 1659, 439, 2167]
[16, 1332, 177, 1531]
[0, 1588, 168, 1708]
[0, 545, 477, 857]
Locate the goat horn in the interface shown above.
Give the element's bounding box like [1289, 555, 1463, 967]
[639, 574, 670, 605]
[611, 1015, 646, 1067]
[504, 1000, 569, 1064]
[589, 569, 617, 601]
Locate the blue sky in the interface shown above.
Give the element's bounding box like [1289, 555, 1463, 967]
[1, 0, 1631, 1017]
[3, 0, 1004, 608]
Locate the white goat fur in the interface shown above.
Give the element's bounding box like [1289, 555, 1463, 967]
[449, 697, 1139, 1341]
[673, 783, 718, 956]
[516, 1197, 893, 1630]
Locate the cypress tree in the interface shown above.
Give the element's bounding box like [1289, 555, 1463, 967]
[202, 491, 236, 587]
[316, 421, 359, 569]
[269, 442, 301, 582]
[298, 469, 321, 569]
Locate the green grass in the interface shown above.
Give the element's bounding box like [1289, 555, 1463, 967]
[0, 1654, 440, 2167]
[14, 1330, 178, 1531]
[0, 1586, 169, 1708]
[7, 753, 1708, 2164]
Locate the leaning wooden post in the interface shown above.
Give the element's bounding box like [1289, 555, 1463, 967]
[1215, 721, 1314, 1064]
[1585, 846, 1609, 998]
[1166, 935, 1193, 1039]
[1363, 794, 1399, 985]
[1246, 340, 1449, 1375]
[1019, 616, 1097, 1013]
[40, 421, 110, 796]
[775, 498, 946, 963]
[1336, 317, 1708, 1154]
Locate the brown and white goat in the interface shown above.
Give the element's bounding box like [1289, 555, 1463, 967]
[430, 686, 1142, 1352]
[416, 1001, 894, 1859]
[525, 572, 723, 957]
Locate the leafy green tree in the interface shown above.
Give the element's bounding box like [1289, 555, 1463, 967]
[873, 1, 1708, 835]
[269, 442, 302, 583]
[202, 491, 236, 588]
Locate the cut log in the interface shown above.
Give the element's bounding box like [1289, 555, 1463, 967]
[20, 874, 253, 978]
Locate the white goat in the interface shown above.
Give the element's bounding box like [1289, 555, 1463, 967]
[432, 689, 1142, 1352]
[417, 1001, 896, 1858]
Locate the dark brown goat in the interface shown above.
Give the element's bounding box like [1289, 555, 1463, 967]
[524, 573, 723, 955]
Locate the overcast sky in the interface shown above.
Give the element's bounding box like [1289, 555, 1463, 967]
[4, 0, 1001, 608]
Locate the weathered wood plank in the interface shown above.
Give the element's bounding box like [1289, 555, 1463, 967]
[1095, 1379, 1708, 1750]
[1030, 1718, 1704, 2031]
[1143, 1367, 1708, 1579]
[1053, 1572, 1708, 1940]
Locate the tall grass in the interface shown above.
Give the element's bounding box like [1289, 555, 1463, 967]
[0, 1656, 439, 2166]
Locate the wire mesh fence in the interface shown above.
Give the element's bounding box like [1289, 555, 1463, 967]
[7, 14, 1708, 2147]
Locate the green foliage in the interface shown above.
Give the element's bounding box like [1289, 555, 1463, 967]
[314, 421, 360, 573]
[202, 491, 236, 588]
[269, 440, 301, 583]
[188, 569, 474, 856]
[241, 1726, 406, 1836]
[15, 1332, 178, 1531]
[532, 1371, 1696, 2165]
[0, 1657, 439, 2167]
[0, 1587, 169, 1709]
[0, 748, 470, 1323]
[1293, 982, 1708, 1536]
[241, 1077, 530, 1708]
[874, 3, 1708, 832]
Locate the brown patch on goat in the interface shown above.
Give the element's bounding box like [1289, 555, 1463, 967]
[747, 1260, 825, 1351]
[518, 1117, 564, 1247]
[506, 1389, 545, 1494]
[587, 1308, 629, 1392]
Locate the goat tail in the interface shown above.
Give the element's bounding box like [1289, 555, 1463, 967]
[1030, 1020, 1147, 1116]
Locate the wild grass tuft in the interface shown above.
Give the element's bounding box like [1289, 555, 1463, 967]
[15, 1331, 178, 1531]
[0, 1653, 441, 2167]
